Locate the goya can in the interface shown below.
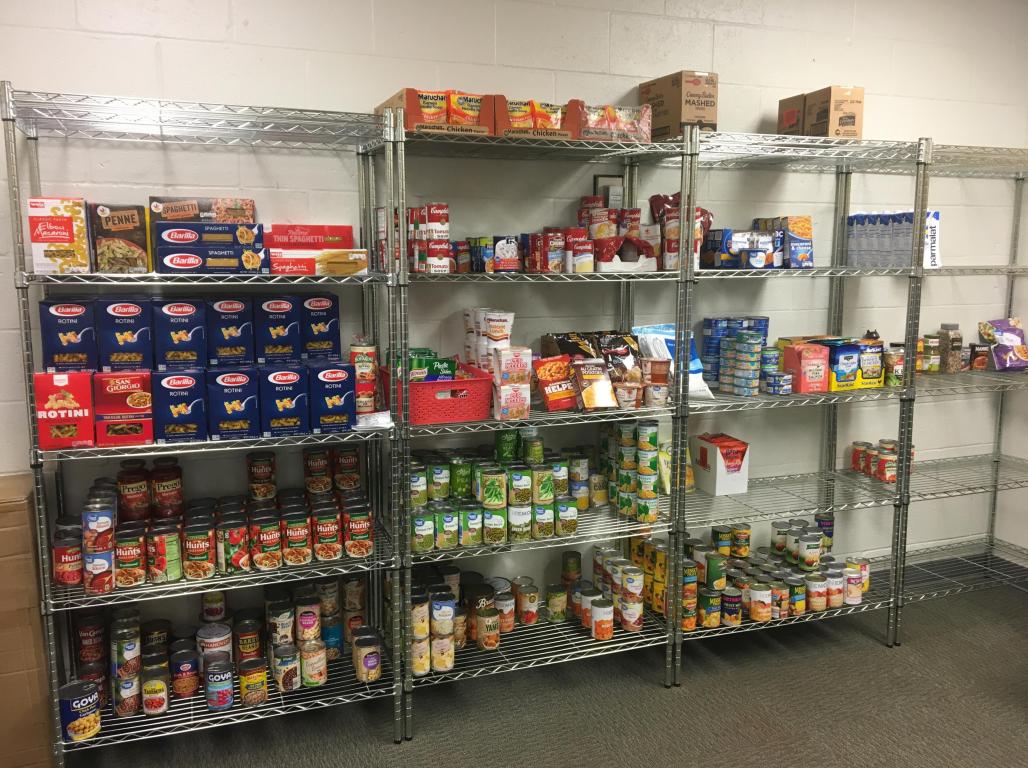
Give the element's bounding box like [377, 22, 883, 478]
[697, 587, 721, 628]
[205, 660, 234, 711]
[721, 587, 743, 626]
[59, 681, 101, 742]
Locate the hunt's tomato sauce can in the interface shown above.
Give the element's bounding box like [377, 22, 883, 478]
[52, 537, 83, 585]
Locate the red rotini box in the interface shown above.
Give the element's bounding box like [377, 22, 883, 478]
[93, 371, 153, 447]
[34, 372, 94, 450]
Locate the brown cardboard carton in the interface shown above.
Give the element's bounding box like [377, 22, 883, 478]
[777, 93, 806, 135]
[639, 70, 718, 139]
[804, 86, 863, 139]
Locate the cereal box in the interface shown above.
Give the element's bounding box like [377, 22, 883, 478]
[206, 298, 254, 366]
[87, 203, 150, 273]
[27, 197, 90, 274]
[493, 383, 531, 421]
[491, 346, 532, 386]
[93, 372, 153, 447]
[259, 365, 310, 437]
[96, 298, 153, 372]
[152, 370, 207, 443]
[307, 360, 356, 433]
[155, 221, 263, 249]
[153, 299, 206, 371]
[301, 296, 340, 359]
[155, 245, 268, 274]
[39, 299, 97, 372]
[207, 369, 260, 440]
[34, 372, 94, 449]
[255, 297, 302, 363]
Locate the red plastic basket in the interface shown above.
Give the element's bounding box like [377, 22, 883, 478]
[380, 362, 493, 425]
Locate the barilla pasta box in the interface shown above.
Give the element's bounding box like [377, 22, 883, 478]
[307, 360, 356, 433]
[148, 196, 256, 244]
[39, 299, 97, 372]
[152, 370, 207, 443]
[207, 369, 259, 440]
[34, 372, 94, 449]
[206, 298, 254, 366]
[255, 297, 302, 363]
[92, 372, 153, 447]
[301, 295, 340, 359]
[155, 245, 268, 274]
[155, 221, 263, 249]
[153, 299, 206, 371]
[259, 365, 310, 437]
[96, 298, 153, 372]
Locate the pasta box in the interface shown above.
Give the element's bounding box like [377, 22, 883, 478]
[690, 432, 749, 496]
[206, 298, 254, 366]
[207, 369, 260, 440]
[259, 365, 310, 437]
[307, 360, 356, 433]
[301, 295, 340, 359]
[255, 297, 303, 363]
[155, 221, 263, 249]
[34, 372, 94, 450]
[39, 299, 97, 372]
[96, 298, 153, 372]
[93, 372, 153, 447]
[152, 370, 207, 443]
[27, 197, 90, 274]
[264, 224, 353, 250]
[153, 299, 206, 370]
[87, 203, 150, 273]
[782, 343, 829, 393]
[155, 245, 269, 274]
[148, 196, 256, 245]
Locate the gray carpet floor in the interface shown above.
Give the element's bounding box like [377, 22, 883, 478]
[70, 588, 1028, 768]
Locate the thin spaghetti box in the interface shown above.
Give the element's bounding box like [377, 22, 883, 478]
[255, 297, 303, 363]
[259, 364, 310, 437]
[34, 372, 94, 449]
[93, 371, 153, 447]
[39, 299, 97, 372]
[96, 298, 153, 372]
[690, 432, 749, 496]
[206, 298, 254, 366]
[300, 296, 340, 359]
[307, 360, 356, 433]
[152, 370, 207, 443]
[207, 368, 260, 440]
[153, 299, 206, 371]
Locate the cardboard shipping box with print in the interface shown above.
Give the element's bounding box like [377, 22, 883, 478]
[638, 70, 718, 138]
[777, 86, 864, 139]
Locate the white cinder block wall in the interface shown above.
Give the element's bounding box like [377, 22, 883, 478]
[0, 0, 1025, 586]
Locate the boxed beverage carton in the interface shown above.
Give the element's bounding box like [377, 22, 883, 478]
[638, 70, 719, 139]
[690, 432, 749, 496]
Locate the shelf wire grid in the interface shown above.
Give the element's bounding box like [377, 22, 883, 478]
[20, 272, 386, 287]
[397, 131, 685, 164]
[407, 404, 673, 437]
[901, 538, 1028, 602]
[410, 271, 680, 283]
[695, 266, 913, 279]
[929, 144, 1028, 179]
[694, 133, 920, 174]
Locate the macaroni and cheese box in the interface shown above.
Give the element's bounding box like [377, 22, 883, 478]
[93, 371, 153, 447]
[152, 370, 207, 443]
[155, 245, 269, 274]
[34, 372, 94, 450]
[39, 299, 97, 372]
[255, 297, 302, 363]
[87, 203, 150, 273]
[148, 196, 256, 245]
[206, 298, 254, 366]
[207, 368, 260, 440]
[27, 197, 90, 274]
[259, 365, 310, 437]
[301, 295, 340, 359]
[307, 360, 356, 433]
[153, 299, 206, 371]
[155, 221, 263, 249]
[97, 298, 153, 372]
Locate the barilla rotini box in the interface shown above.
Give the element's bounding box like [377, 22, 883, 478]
[301, 295, 340, 359]
[255, 297, 302, 364]
[152, 369, 207, 443]
[34, 372, 94, 449]
[92, 371, 153, 447]
[39, 299, 97, 372]
[307, 360, 356, 433]
[207, 368, 259, 440]
[206, 298, 254, 366]
[259, 365, 310, 437]
[153, 299, 206, 371]
[96, 298, 153, 372]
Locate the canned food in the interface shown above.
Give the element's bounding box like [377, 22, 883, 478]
[815, 513, 835, 553]
[620, 594, 644, 632]
[170, 650, 200, 698]
[532, 504, 555, 539]
[785, 576, 806, 616]
[730, 524, 751, 558]
[410, 463, 429, 508]
[300, 639, 327, 686]
[238, 657, 268, 707]
[434, 508, 459, 550]
[650, 578, 667, 615]
[711, 525, 732, 556]
[704, 552, 727, 590]
[546, 585, 568, 622]
[495, 592, 516, 633]
[798, 534, 822, 572]
[196, 622, 232, 666]
[59, 681, 101, 742]
[249, 514, 283, 571]
[749, 583, 772, 622]
[201, 591, 227, 623]
[83, 549, 115, 595]
[846, 557, 870, 592]
[591, 598, 614, 640]
[805, 575, 828, 612]
[110, 622, 141, 679]
[636, 420, 658, 451]
[75, 613, 106, 666]
[554, 496, 578, 537]
[216, 519, 250, 574]
[826, 569, 845, 609]
[411, 637, 431, 677]
[296, 597, 321, 642]
[273, 644, 301, 692]
[247, 451, 277, 500]
[234, 619, 262, 663]
[142, 667, 170, 716]
[516, 585, 540, 625]
[721, 587, 742, 626]
[550, 458, 569, 496]
[355, 637, 382, 682]
[579, 587, 602, 629]
[698, 587, 721, 628]
[507, 466, 532, 506]
[770, 580, 790, 620]
[508, 505, 531, 543]
[205, 660, 234, 711]
[475, 608, 500, 651]
[430, 592, 456, 636]
[480, 468, 507, 510]
[651, 542, 668, 583]
[844, 568, 863, 605]
[569, 455, 590, 483]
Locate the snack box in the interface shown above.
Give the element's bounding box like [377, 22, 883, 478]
[39, 299, 97, 372]
[492, 346, 532, 386]
[264, 224, 353, 250]
[96, 298, 153, 372]
[148, 196, 256, 244]
[254, 297, 303, 363]
[207, 368, 260, 440]
[690, 432, 749, 496]
[300, 296, 340, 360]
[376, 88, 496, 135]
[27, 197, 90, 274]
[269, 248, 369, 277]
[778, 216, 813, 268]
[858, 339, 885, 388]
[93, 371, 153, 447]
[782, 343, 829, 394]
[88, 203, 150, 273]
[258, 365, 310, 437]
[34, 372, 94, 449]
[155, 245, 269, 274]
[155, 221, 263, 249]
[152, 370, 207, 443]
[206, 298, 254, 366]
[816, 339, 861, 392]
[153, 299, 206, 371]
[493, 383, 530, 421]
[307, 360, 356, 433]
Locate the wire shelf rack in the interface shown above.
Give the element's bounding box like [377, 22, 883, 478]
[923, 265, 1028, 276]
[902, 538, 1028, 601]
[407, 405, 672, 437]
[20, 272, 385, 287]
[694, 133, 921, 174]
[411, 609, 667, 687]
[695, 266, 912, 278]
[410, 271, 680, 283]
[929, 144, 1028, 179]
[63, 653, 395, 750]
[411, 499, 670, 564]
[398, 131, 684, 164]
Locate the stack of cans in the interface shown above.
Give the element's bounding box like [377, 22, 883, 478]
[701, 316, 770, 389]
[758, 346, 792, 394]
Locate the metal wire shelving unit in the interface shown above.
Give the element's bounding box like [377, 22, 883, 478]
[407, 404, 673, 437]
[2, 82, 405, 764]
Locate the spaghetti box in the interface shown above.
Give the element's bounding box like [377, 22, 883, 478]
[34, 372, 94, 449]
[255, 297, 303, 363]
[259, 365, 310, 437]
[207, 368, 260, 440]
[689, 432, 749, 496]
[152, 370, 207, 443]
[818, 339, 861, 392]
[301, 295, 340, 359]
[148, 196, 256, 244]
[154, 221, 263, 249]
[153, 299, 206, 371]
[206, 298, 254, 366]
[264, 224, 353, 250]
[96, 298, 153, 372]
[307, 360, 356, 433]
[39, 299, 97, 372]
[155, 245, 269, 274]
[93, 371, 153, 447]
[858, 339, 885, 388]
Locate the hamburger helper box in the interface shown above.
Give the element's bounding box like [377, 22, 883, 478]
[690, 432, 749, 496]
[34, 372, 94, 449]
[259, 364, 310, 437]
[152, 369, 207, 443]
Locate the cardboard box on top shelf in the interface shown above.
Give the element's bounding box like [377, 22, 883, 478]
[639, 70, 718, 139]
[804, 86, 863, 139]
[375, 88, 495, 135]
[777, 93, 806, 135]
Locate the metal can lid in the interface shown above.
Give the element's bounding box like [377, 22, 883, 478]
[274, 644, 299, 659]
[590, 598, 613, 608]
[784, 576, 805, 586]
[239, 657, 267, 673]
[698, 587, 720, 597]
[60, 680, 98, 699]
[722, 587, 742, 598]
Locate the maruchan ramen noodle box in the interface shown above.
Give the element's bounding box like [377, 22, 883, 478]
[207, 369, 259, 440]
[96, 298, 153, 372]
[206, 298, 254, 366]
[93, 371, 153, 447]
[152, 370, 207, 443]
[88, 203, 150, 273]
[34, 372, 94, 450]
[259, 365, 310, 437]
[255, 297, 302, 363]
[308, 360, 356, 433]
[28, 197, 90, 274]
[301, 296, 340, 359]
[153, 299, 206, 371]
[39, 299, 97, 372]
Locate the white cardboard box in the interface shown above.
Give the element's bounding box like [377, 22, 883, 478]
[690, 433, 750, 496]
